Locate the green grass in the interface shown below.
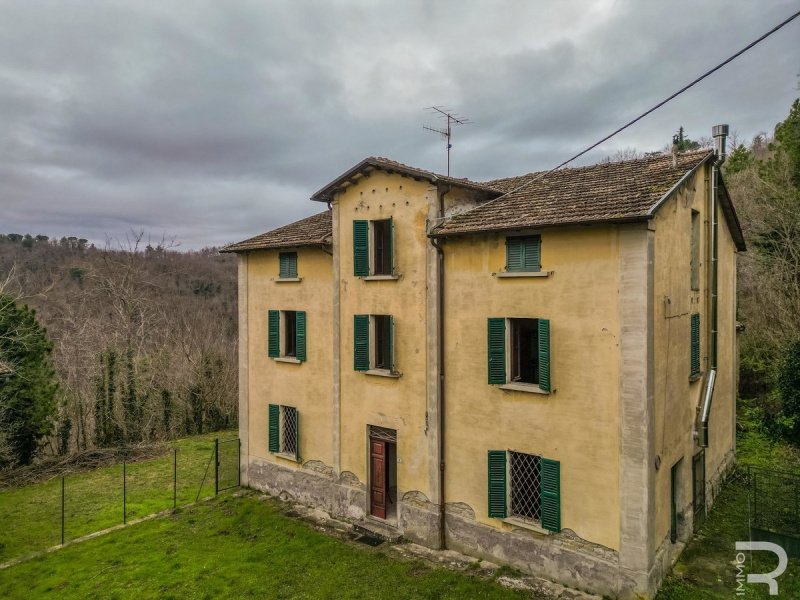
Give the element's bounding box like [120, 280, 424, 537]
[0, 493, 526, 600]
[0, 431, 236, 563]
[658, 407, 800, 599]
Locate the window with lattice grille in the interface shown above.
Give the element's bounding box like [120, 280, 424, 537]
[281, 406, 298, 456]
[509, 451, 542, 522]
[269, 404, 299, 460]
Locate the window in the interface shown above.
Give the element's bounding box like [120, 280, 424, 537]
[690, 210, 700, 290]
[268, 404, 299, 460]
[506, 236, 541, 272]
[267, 310, 306, 361]
[487, 449, 561, 532]
[690, 313, 700, 378]
[487, 317, 550, 391]
[279, 252, 298, 279]
[353, 219, 394, 277]
[354, 314, 395, 373]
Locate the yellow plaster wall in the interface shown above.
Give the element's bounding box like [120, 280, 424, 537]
[651, 164, 737, 544]
[246, 247, 334, 468]
[442, 226, 622, 551]
[336, 172, 436, 498]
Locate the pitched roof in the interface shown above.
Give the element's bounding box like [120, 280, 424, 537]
[221, 210, 332, 253]
[432, 149, 732, 237]
[310, 156, 498, 202]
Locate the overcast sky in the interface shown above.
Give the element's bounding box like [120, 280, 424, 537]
[1, 1, 798, 249]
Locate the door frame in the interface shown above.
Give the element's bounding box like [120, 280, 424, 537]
[366, 425, 398, 524]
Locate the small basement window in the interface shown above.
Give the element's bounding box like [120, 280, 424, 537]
[268, 404, 299, 460]
[510, 318, 539, 385]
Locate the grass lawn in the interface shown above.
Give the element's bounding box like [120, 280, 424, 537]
[0, 492, 527, 600]
[0, 431, 236, 563]
[658, 416, 800, 599]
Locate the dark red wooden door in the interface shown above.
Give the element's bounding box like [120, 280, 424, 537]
[370, 438, 387, 519]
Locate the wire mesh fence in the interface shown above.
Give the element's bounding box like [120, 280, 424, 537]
[748, 464, 800, 535]
[0, 435, 239, 564]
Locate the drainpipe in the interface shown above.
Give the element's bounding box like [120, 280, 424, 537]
[430, 185, 447, 550]
[698, 124, 728, 447]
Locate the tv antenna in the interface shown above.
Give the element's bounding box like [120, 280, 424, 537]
[423, 106, 470, 176]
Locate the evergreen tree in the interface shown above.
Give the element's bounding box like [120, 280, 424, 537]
[0, 295, 58, 467]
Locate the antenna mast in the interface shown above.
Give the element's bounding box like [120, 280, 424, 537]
[423, 106, 470, 176]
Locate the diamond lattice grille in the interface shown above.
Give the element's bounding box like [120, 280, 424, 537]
[282, 406, 297, 455]
[510, 451, 541, 521]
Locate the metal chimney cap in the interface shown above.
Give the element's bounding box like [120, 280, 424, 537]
[712, 124, 729, 137]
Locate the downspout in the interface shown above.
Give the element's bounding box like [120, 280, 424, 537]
[698, 124, 728, 447]
[431, 184, 447, 550]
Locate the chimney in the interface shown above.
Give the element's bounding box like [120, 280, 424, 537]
[671, 134, 679, 168]
[712, 124, 729, 166]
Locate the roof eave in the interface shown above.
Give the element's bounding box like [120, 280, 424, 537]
[219, 239, 331, 254]
[429, 215, 652, 239]
[646, 151, 714, 217]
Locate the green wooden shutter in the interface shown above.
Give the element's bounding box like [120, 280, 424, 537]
[487, 450, 507, 518]
[506, 238, 522, 272]
[389, 315, 395, 371]
[295, 311, 306, 362]
[353, 220, 369, 276]
[540, 457, 561, 532]
[523, 237, 541, 272]
[487, 318, 506, 384]
[690, 313, 700, 376]
[294, 410, 300, 461]
[268, 310, 280, 358]
[354, 314, 370, 371]
[268, 404, 279, 453]
[538, 319, 551, 392]
[279, 252, 297, 278]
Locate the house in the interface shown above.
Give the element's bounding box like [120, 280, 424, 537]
[221, 126, 745, 598]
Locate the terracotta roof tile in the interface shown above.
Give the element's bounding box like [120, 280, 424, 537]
[433, 150, 715, 236]
[221, 210, 332, 253]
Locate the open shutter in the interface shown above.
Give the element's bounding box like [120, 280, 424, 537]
[690, 313, 700, 376]
[268, 310, 280, 358]
[295, 311, 306, 362]
[294, 410, 300, 461]
[538, 318, 551, 392]
[487, 450, 507, 518]
[487, 318, 506, 384]
[540, 458, 561, 532]
[268, 404, 279, 453]
[389, 315, 395, 371]
[354, 315, 370, 371]
[506, 238, 522, 272]
[353, 220, 369, 276]
[523, 237, 541, 272]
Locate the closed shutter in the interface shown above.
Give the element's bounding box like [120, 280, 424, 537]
[389, 315, 395, 371]
[268, 404, 279, 453]
[506, 238, 522, 272]
[354, 314, 370, 371]
[295, 311, 306, 362]
[488, 450, 507, 518]
[540, 458, 561, 532]
[487, 318, 506, 384]
[690, 313, 700, 376]
[268, 310, 280, 358]
[523, 237, 541, 272]
[353, 220, 369, 276]
[279, 252, 297, 278]
[538, 319, 551, 392]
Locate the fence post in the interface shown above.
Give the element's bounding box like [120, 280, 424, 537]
[123, 459, 127, 525]
[173, 448, 178, 509]
[214, 438, 219, 496]
[61, 475, 65, 546]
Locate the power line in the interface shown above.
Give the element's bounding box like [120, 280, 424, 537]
[493, 8, 800, 201]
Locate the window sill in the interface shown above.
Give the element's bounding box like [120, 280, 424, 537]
[365, 369, 402, 378]
[493, 271, 550, 278]
[274, 357, 302, 364]
[502, 517, 551, 535]
[275, 277, 302, 283]
[274, 452, 300, 462]
[499, 383, 549, 395]
[362, 274, 401, 281]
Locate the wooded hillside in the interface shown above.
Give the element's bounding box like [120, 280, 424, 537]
[0, 235, 237, 463]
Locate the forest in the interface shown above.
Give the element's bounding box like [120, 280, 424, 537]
[0, 234, 238, 468]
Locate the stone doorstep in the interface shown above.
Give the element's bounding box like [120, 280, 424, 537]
[353, 518, 403, 543]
